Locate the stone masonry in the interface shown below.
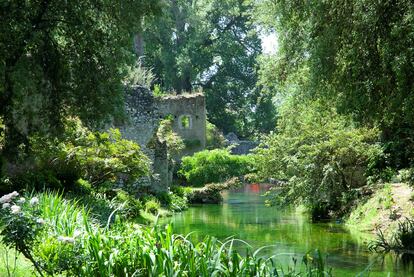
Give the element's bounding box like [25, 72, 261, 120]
[156, 93, 206, 158]
[118, 86, 206, 192]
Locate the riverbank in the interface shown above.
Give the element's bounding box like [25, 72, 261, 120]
[185, 177, 244, 204]
[346, 183, 414, 239]
[162, 182, 414, 276]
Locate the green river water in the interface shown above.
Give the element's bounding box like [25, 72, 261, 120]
[162, 184, 414, 276]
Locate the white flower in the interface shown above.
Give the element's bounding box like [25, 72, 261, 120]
[10, 205, 21, 214]
[36, 218, 45, 225]
[0, 191, 19, 204]
[73, 229, 82, 238]
[30, 197, 39, 206]
[57, 236, 75, 244]
[2, 203, 10, 209]
[17, 197, 26, 204]
[0, 195, 11, 204]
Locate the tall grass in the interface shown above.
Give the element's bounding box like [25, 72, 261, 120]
[2, 192, 333, 276]
[369, 218, 414, 254]
[0, 244, 33, 277]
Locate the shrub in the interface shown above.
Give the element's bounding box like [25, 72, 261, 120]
[168, 193, 188, 212]
[380, 184, 394, 210]
[398, 168, 414, 186]
[122, 59, 155, 88]
[206, 121, 225, 150]
[113, 190, 143, 218]
[0, 192, 45, 275]
[256, 99, 382, 218]
[4, 118, 151, 192]
[178, 149, 255, 187]
[153, 84, 167, 97]
[144, 198, 161, 215]
[156, 116, 185, 157]
[170, 185, 193, 198]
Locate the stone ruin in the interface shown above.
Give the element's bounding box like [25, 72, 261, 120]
[118, 86, 206, 192]
[225, 132, 258, 155]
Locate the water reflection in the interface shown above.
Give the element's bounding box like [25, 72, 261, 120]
[161, 184, 413, 276]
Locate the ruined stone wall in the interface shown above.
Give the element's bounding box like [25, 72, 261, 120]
[118, 87, 206, 192]
[229, 141, 259, 155]
[225, 132, 258, 155]
[156, 93, 206, 158]
[117, 86, 168, 192]
[120, 86, 159, 146]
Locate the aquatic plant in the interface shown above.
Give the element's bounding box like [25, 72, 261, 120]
[369, 218, 414, 254]
[0, 191, 333, 276]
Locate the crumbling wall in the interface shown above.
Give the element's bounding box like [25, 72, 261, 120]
[118, 87, 206, 192]
[118, 86, 168, 192]
[156, 93, 206, 158]
[120, 86, 159, 146]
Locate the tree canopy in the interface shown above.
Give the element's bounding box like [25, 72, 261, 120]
[256, 0, 414, 167]
[0, 0, 161, 159]
[143, 0, 275, 137]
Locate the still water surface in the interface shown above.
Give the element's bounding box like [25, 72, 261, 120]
[162, 184, 414, 276]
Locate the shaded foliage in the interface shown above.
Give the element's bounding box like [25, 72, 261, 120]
[0, 0, 161, 161]
[0, 119, 150, 193]
[206, 121, 226, 150]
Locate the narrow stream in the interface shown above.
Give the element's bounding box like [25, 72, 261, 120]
[162, 184, 414, 276]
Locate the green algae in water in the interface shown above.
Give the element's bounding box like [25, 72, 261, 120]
[161, 184, 414, 276]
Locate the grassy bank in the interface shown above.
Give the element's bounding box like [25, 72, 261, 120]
[186, 177, 244, 204]
[347, 183, 414, 238]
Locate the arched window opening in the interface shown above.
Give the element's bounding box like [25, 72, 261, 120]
[179, 115, 192, 129]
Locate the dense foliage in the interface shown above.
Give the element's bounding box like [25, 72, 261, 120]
[156, 116, 185, 158]
[205, 121, 226, 150]
[0, 0, 161, 161]
[143, 0, 275, 137]
[256, 98, 382, 218]
[179, 149, 255, 187]
[0, 191, 331, 276]
[0, 119, 150, 193]
[256, 0, 414, 168]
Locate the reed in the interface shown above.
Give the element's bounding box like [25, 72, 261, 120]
[1, 192, 332, 276]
